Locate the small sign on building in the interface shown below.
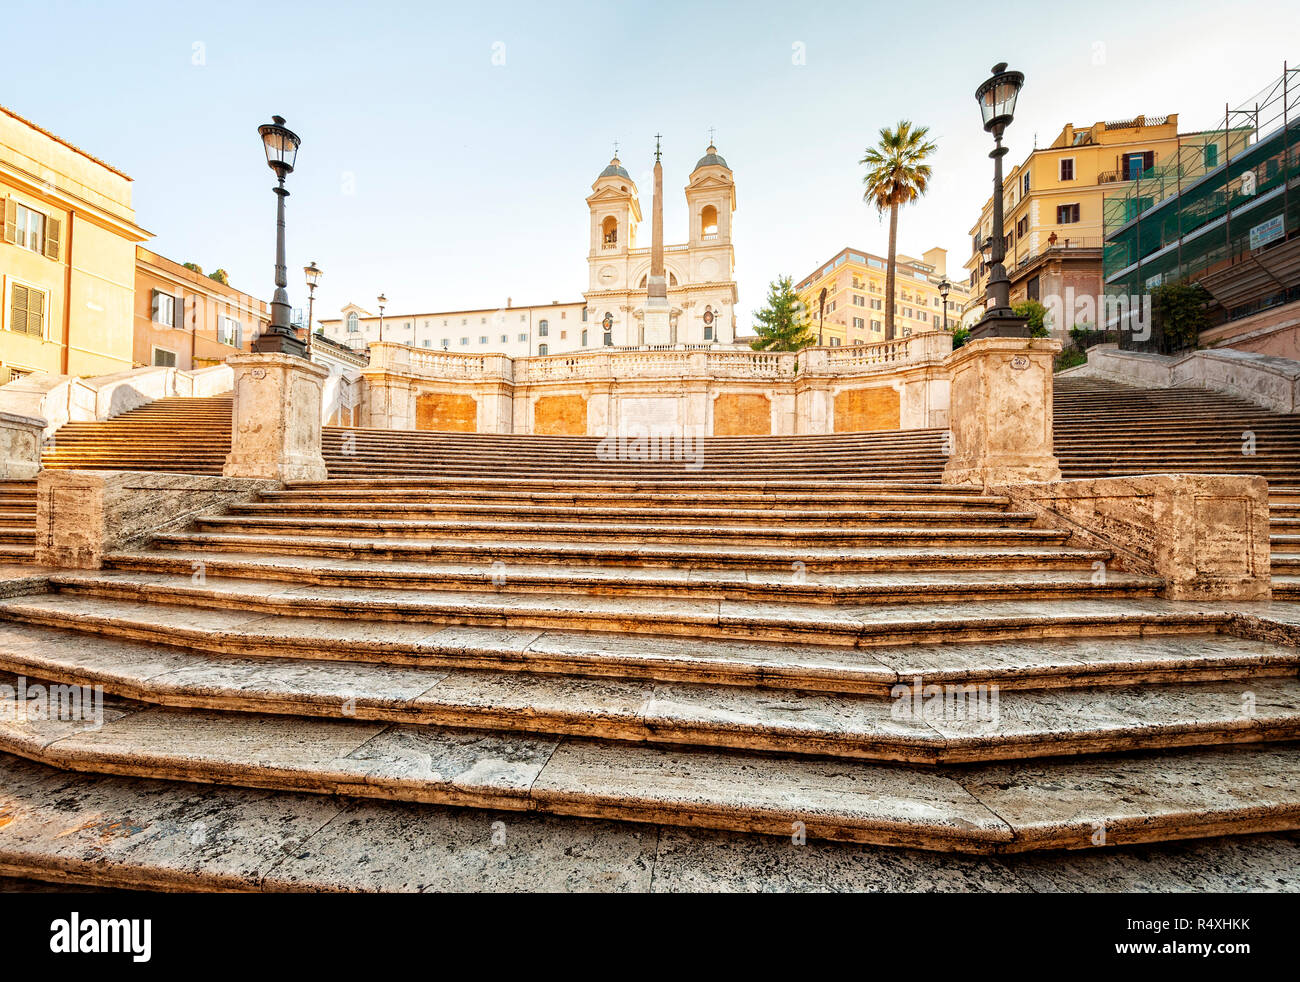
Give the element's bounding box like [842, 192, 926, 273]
[1250, 215, 1285, 250]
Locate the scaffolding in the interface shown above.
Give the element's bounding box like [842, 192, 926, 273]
[1103, 63, 1300, 300]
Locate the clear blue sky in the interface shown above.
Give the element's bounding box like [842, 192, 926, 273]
[7, 0, 1295, 330]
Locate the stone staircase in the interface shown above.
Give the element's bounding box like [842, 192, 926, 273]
[0, 480, 36, 563]
[2, 467, 1300, 859]
[41, 395, 233, 474]
[1055, 377, 1300, 597]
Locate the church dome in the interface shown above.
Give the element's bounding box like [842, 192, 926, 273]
[598, 157, 631, 180]
[693, 144, 729, 171]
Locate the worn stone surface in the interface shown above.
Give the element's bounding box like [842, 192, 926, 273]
[0, 413, 44, 480]
[833, 386, 900, 433]
[223, 353, 329, 482]
[944, 337, 1062, 487]
[1002, 474, 1271, 602]
[415, 392, 477, 432]
[33, 470, 278, 569]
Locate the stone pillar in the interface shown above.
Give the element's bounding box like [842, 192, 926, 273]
[943, 337, 1061, 487]
[0, 412, 44, 479]
[223, 353, 329, 483]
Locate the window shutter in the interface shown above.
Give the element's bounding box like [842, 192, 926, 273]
[10, 285, 27, 334]
[175, 293, 185, 330]
[28, 288, 44, 338]
[44, 216, 61, 261]
[151, 290, 161, 322]
[2, 198, 15, 244]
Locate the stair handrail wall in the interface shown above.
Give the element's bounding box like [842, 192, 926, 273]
[1078, 343, 1300, 413]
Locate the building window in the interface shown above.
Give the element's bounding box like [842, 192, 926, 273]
[218, 316, 241, 347]
[500, 334, 508, 343]
[538, 320, 549, 337]
[1056, 203, 1080, 224]
[7, 202, 44, 255]
[518, 333, 527, 342]
[1204, 144, 1219, 168]
[460, 337, 469, 345]
[852, 294, 865, 306]
[601, 216, 618, 246]
[423, 339, 433, 347]
[1022, 173, 1030, 195]
[538, 343, 549, 356]
[1016, 215, 1029, 237]
[441, 339, 450, 349]
[1059, 158, 1075, 181]
[7, 283, 46, 337]
[830, 337, 841, 346]
[581, 308, 588, 322]
[871, 319, 882, 331]
[347, 312, 359, 333]
[581, 329, 588, 346]
[151, 290, 176, 327]
[479, 335, 488, 344]
[1122, 150, 1156, 180]
[151, 346, 178, 367]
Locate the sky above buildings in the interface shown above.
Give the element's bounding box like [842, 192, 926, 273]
[7, 0, 1295, 332]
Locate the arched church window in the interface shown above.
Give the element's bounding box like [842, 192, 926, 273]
[703, 305, 715, 341]
[601, 216, 618, 246]
[701, 205, 718, 237]
[347, 312, 359, 333]
[538, 343, 549, 356]
[538, 320, 549, 337]
[602, 311, 613, 346]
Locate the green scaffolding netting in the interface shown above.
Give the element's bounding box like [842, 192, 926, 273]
[1103, 67, 1300, 298]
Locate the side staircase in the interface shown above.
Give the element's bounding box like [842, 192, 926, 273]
[41, 395, 233, 474]
[0, 481, 36, 563]
[1055, 377, 1300, 597]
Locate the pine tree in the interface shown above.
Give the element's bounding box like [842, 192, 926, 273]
[750, 275, 818, 351]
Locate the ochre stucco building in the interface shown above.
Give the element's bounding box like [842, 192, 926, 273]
[1, 104, 150, 382]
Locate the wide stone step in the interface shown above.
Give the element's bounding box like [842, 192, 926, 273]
[1, 626, 1296, 765]
[7, 576, 1193, 653]
[0, 592, 1270, 692]
[114, 545, 1120, 592]
[224, 502, 1032, 527]
[1, 681, 1296, 851]
[189, 515, 1068, 550]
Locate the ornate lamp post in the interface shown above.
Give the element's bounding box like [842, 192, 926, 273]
[252, 116, 306, 356]
[971, 64, 1029, 339]
[938, 277, 951, 331]
[377, 293, 387, 344]
[303, 261, 322, 358]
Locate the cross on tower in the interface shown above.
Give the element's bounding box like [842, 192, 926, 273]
[708, 126, 716, 145]
[654, 133, 662, 161]
[612, 139, 619, 158]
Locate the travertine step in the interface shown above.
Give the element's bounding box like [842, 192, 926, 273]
[1, 676, 1296, 852]
[187, 514, 1074, 550]
[112, 545, 1123, 589]
[0, 623, 1296, 764]
[38, 567, 1164, 638]
[0, 591, 1228, 684]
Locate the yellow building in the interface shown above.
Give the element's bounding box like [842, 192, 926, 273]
[961, 114, 1244, 325]
[0, 104, 149, 382]
[795, 246, 970, 345]
[134, 248, 268, 369]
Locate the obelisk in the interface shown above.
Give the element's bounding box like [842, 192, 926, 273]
[642, 134, 672, 345]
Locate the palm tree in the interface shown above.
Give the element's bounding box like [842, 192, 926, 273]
[860, 121, 937, 341]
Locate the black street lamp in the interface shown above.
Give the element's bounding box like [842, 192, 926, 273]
[938, 277, 951, 331]
[818, 287, 827, 346]
[252, 115, 306, 356]
[377, 293, 387, 344]
[303, 261, 322, 358]
[971, 64, 1029, 339]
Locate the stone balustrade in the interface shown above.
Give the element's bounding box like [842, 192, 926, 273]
[361, 333, 954, 435]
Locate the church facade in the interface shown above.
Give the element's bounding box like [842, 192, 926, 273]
[318, 144, 738, 356]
